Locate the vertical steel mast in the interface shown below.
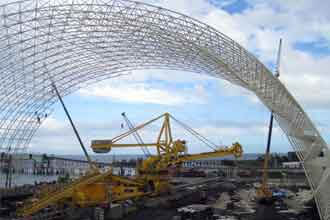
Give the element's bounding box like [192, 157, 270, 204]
[259, 39, 282, 200]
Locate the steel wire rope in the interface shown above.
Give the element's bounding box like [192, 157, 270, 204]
[169, 115, 218, 151]
[121, 113, 151, 157]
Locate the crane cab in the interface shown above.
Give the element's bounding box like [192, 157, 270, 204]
[91, 140, 112, 153]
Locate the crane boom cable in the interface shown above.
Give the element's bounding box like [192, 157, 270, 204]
[111, 113, 166, 143]
[170, 116, 217, 150]
[124, 118, 147, 152]
[121, 113, 151, 156]
[124, 118, 147, 155]
[169, 115, 218, 151]
[102, 113, 221, 152]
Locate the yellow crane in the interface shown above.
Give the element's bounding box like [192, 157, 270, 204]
[92, 113, 242, 192]
[18, 113, 243, 217]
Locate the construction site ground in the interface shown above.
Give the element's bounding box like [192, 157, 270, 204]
[0, 177, 320, 220]
[121, 177, 320, 220]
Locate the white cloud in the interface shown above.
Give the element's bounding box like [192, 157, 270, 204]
[197, 122, 281, 140]
[279, 45, 330, 109]
[78, 71, 210, 106]
[30, 116, 124, 154]
[79, 82, 206, 106]
[4, 0, 330, 111]
[198, 0, 330, 110]
[41, 116, 65, 131]
[117, 69, 212, 84]
[137, 0, 330, 111]
[44, 0, 330, 112]
[217, 79, 261, 104]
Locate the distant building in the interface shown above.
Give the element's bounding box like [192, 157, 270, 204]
[282, 161, 302, 169]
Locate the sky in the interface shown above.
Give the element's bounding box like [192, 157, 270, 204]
[27, 0, 330, 155]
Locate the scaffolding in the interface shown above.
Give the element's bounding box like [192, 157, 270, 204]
[0, 0, 328, 219]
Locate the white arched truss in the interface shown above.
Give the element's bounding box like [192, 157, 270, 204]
[0, 0, 329, 219]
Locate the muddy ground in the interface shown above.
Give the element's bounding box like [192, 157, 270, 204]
[122, 180, 320, 220]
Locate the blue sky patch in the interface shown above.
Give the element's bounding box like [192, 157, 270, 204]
[208, 0, 249, 14]
[294, 41, 330, 57]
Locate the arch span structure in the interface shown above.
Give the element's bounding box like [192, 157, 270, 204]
[0, 0, 329, 218]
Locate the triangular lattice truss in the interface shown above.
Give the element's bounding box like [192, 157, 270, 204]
[0, 0, 329, 219]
